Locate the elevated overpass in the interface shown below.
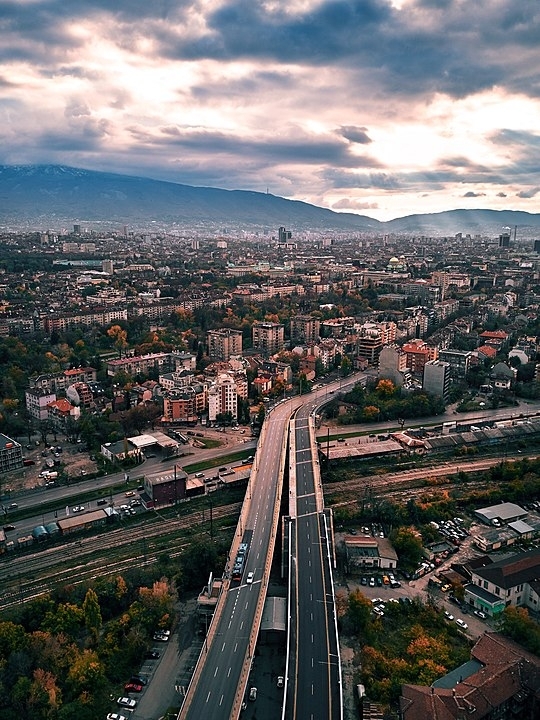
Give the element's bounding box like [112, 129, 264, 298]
[178, 376, 363, 720]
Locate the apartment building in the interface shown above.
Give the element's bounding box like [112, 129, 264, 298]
[0, 434, 23, 474]
[207, 328, 243, 361]
[106, 352, 175, 377]
[465, 548, 540, 617]
[402, 339, 438, 376]
[252, 322, 285, 356]
[208, 374, 238, 422]
[25, 387, 57, 422]
[423, 360, 451, 401]
[290, 315, 320, 345]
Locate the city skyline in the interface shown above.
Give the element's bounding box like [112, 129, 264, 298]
[1, 0, 540, 221]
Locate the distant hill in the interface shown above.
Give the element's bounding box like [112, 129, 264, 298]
[1, 164, 540, 235]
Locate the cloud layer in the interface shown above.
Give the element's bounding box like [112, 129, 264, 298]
[1, 0, 540, 220]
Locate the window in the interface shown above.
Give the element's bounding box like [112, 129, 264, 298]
[483, 580, 488, 589]
[495, 587, 500, 595]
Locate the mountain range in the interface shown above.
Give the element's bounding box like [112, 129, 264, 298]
[1, 164, 540, 236]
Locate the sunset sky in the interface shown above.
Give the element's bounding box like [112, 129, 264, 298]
[1, 0, 540, 220]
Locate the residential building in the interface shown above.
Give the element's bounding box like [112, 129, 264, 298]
[208, 373, 238, 422]
[207, 328, 243, 361]
[342, 535, 398, 572]
[106, 352, 175, 377]
[25, 387, 57, 422]
[465, 548, 540, 617]
[438, 349, 473, 380]
[423, 360, 451, 401]
[400, 633, 540, 720]
[47, 398, 80, 432]
[290, 315, 320, 344]
[402, 339, 438, 375]
[0, 434, 23, 474]
[252, 321, 285, 356]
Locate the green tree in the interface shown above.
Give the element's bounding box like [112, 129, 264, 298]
[390, 527, 423, 569]
[82, 589, 102, 644]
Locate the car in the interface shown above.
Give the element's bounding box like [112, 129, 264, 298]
[444, 611, 454, 621]
[360, 576, 368, 586]
[382, 575, 390, 585]
[107, 714, 128, 720]
[373, 607, 384, 617]
[117, 697, 137, 709]
[474, 610, 487, 619]
[441, 583, 452, 592]
[130, 675, 148, 686]
[3, 524, 15, 531]
[369, 577, 375, 587]
[72, 505, 85, 513]
[390, 580, 401, 588]
[249, 686, 257, 701]
[125, 491, 135, 497]
[455, 618, 468, 630]
[145, 651, 160, 659]
[130, 499, 142, 507]
[8, 503, 18, 510]
[277, 675, 284, 688]
[124, 682, 143, 693]
[97, 499, 107, 505]
[153, 632, 169, 641]
[246, 571, 254, 584]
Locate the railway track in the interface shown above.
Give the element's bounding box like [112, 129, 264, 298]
[0, 502, 241, 610]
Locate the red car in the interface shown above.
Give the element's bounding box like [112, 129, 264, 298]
[124, 682, 143, 693]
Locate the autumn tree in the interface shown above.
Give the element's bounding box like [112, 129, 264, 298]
[107, 325, 128, 358]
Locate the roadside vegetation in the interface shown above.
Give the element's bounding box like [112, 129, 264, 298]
[0, 539, 230, 720]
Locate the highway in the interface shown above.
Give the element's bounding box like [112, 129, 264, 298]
[287, 409, 341, 720]
[178, 401, 292, 719]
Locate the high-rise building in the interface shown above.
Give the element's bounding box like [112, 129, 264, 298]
[278, 226, 292, 243]
[499, 232, 510, 248]
[207, 329, 243, 361]
[290, 315, 320, 345]
[208, 374, 238, 422]
[252, 322, 285, 356]
[423, 360, 451, 401]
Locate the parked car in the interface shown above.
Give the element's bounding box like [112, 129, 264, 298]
[444, 611, 454, 621]
[474, 610, 487, 619]
[130, 675, 148, 686]
[117, 697, 137, 709]
[455, 618, 468, 630]
[124, 682, 143, 693]
[3, 525, 15, 532]
[107, 714, 128, 720]
[145, 651, 160, 659]
[72, 505, 85, 513]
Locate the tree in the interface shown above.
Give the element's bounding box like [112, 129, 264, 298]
[389, 527, 423, 569]
[82, 589, 102, 644]
[107, 325, 128, 358]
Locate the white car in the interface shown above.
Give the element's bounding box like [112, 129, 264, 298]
[277, 676, 284, 688]
[455, 618, 468, 630]
[246, 571, 254, 584]
[117, 697, 137, 709]
[72, 505, 85, 513]
[107, 714, 128, 720]
[444, 611, 454, 621]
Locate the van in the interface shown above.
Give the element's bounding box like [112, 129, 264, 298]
[194, 472, 205, 478]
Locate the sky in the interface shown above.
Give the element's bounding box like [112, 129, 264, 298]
[1, 0, 540, 221]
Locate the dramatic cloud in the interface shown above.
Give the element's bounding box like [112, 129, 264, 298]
[0, 0, 540, 219]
